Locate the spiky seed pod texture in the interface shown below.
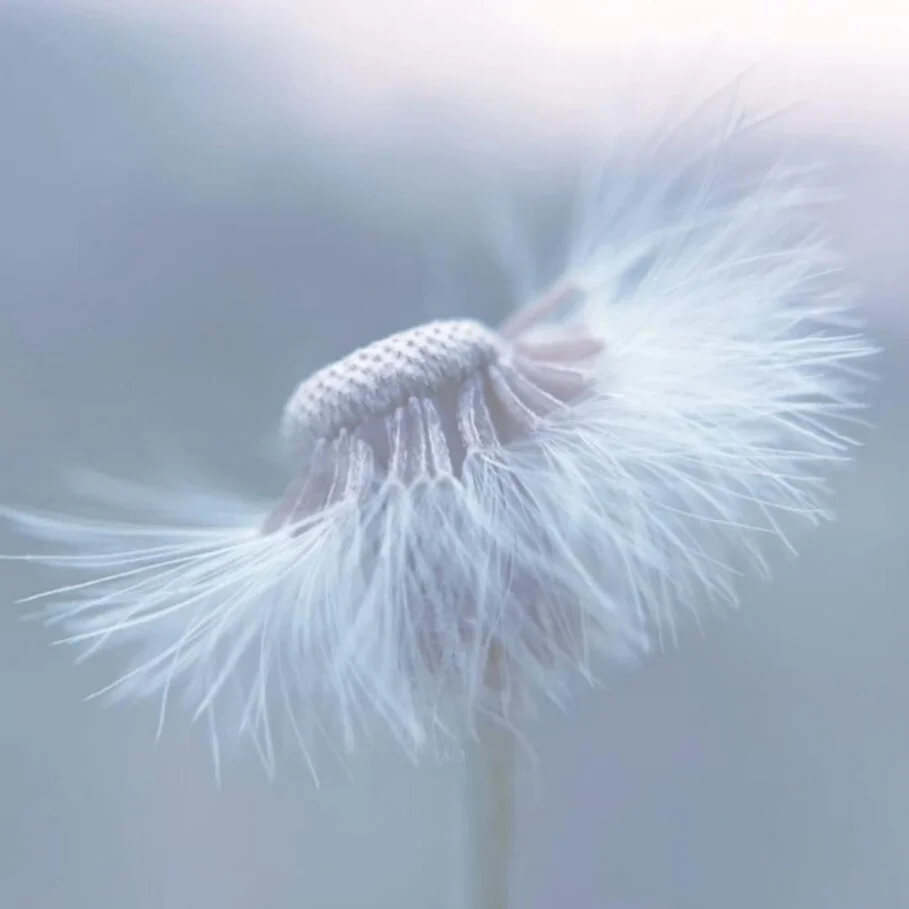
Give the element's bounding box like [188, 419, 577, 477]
[2, 103, 874, 778]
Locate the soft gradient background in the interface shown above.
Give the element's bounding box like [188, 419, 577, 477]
[1, 2, 907, 908]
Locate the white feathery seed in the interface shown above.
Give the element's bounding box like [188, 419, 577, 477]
[1, 95, 875, 779]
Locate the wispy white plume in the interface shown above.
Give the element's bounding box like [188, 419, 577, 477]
[1, 89, 875, 780]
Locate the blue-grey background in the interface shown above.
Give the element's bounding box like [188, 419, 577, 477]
[1, 5, 907, 908]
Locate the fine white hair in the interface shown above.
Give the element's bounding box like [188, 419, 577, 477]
[2, 93, 874, 780]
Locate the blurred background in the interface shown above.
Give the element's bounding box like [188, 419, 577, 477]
[1, 1, 907, 907]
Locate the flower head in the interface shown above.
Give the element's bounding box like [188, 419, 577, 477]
[2, 101, 874, 778]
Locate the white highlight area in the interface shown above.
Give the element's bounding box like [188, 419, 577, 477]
[48, 0, 906, 146]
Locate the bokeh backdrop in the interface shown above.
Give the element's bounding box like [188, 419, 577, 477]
[1, 2, 908, 908]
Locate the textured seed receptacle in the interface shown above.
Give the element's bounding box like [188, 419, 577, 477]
[281, 320, 504, 443]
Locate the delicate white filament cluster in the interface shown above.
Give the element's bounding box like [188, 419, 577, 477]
[1, 101, 875, 778]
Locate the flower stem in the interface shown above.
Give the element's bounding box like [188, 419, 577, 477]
[459, 717, 517, 909]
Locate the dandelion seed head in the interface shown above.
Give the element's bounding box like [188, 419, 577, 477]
[1, 91, 877, 779]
